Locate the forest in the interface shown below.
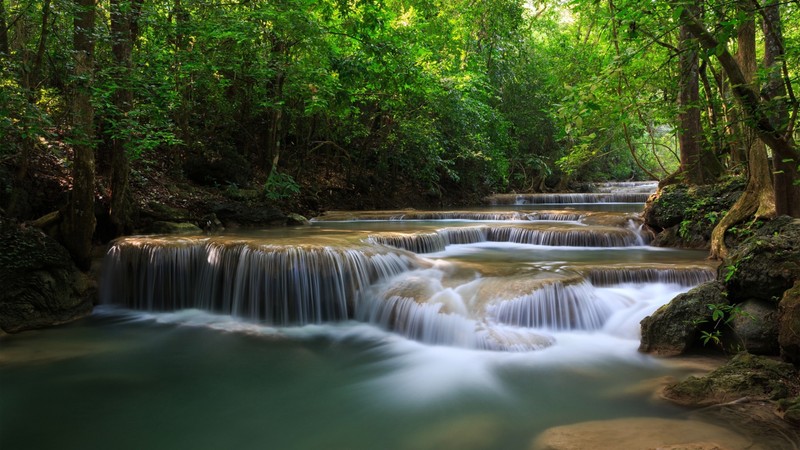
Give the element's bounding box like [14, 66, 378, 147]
[2, 0, 796, 265]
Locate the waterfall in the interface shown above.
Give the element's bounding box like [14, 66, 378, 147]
[485, 226, 643, 247]
[487, 192, 653, 205]
[102, 237, 420, 325]
[485, 280, 631, 330]
[587, 266, 715, 287]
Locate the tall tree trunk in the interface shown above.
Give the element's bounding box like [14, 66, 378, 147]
[762, 0, 800, 217]
[108, 0, 142, 235]
[710, 2, 776, 258]
[61, 0, 97, 270]
[677, 4, 707, 185]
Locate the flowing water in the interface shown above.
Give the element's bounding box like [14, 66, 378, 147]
[1, 182, 738, 449]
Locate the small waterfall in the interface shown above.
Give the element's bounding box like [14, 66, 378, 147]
[486, 226, 643, 247]
[312, 211, 583, 222]
[487, 192, 653, 205]
[102, 237, 419, 325]
[367, 232, 447, 253]
[438, 226, 489, 245]
[485, 280, 630, 330]
[587, 266, 716, 287]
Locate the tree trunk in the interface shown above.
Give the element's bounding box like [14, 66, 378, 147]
[0, 0, 8, 55]
[108, 0, 142, 235]
[677, 5, 708, 185]
[60, 0, 97, 270]
[762, 0, 800, 217]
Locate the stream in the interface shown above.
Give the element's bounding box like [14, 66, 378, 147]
[1, 182, 740, 449]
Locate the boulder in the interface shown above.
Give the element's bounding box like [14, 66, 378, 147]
[146, 221, 203, 235]
[640, 281, 727, 356]
[724, 216, 800, 303]
[662, 352, 800, 407]
[778, 281, 800, 364]
[643, 178, 744, 249]
[730, 300, 779, 355]
[0, 215, 94, 333]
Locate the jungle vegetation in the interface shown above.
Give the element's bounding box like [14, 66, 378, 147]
[0, 0, 798, 266]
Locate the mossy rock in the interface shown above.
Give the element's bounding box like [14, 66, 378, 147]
[643, 177, 744, 249]
[778, 281, 800, 364]
[0, 215, 94, 333]
[147, 221, 203, 235]
[663, 352, 800, 407]
[639, 281, 727, 356]
[723, 216, 800, 303]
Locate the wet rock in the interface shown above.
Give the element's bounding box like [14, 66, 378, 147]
[778, 281, 800, 364]
[286, 213, 310, 226]
[0, 215, 94, 333]
[781, 397, 800, 426]
[662, 353, 800, 407]
[730, 300, 779, 355]
[146, 221, 203, 235]
[640, 281, 727, 356]
[531, 417, 754, 450]
[723, 216, 800, 303]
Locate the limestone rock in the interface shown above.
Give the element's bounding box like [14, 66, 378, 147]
[640, 281, 727, 356]
[730, 300, 779, 355]
[531, 417, 755, 450]
[286, 213, 310, 226]
[724, 216, 800, 303]
[662, 353, 800, 407]
[0, 215, 94, 333]
[778, 281, 800, 364]
[147, 221, 203, 235]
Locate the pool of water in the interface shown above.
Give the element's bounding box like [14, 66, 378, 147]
[1, 309, 695, 450]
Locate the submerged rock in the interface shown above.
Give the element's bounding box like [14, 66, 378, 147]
[639, 281, 727, 356]
[531, 417, 756, 450]
[0, 215, 94, 333]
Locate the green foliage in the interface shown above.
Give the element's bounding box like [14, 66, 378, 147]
[264, 170, 301, 202]
[698, 302, 752, 349]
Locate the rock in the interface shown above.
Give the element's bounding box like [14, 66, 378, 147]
[723, 216, 800, 303]
[286, 213, 310, 226]
[730, 300, 779, 355]
[782, 397, 800, 426]
[531, 417, 755, 450]
[662, 353, 800, 407]
[146, 221, 203, 235]
[778, 281, 800, 364]
[0, 215, 94, 333]
[640, 281, 727, 356]
[643, 178, 744, 249]
[211, 201, 287, 227]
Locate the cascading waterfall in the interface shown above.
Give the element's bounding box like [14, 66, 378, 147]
[99, 181, 712, 352]
[102, 237, 420, 325]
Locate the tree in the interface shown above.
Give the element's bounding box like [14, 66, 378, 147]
[60, 0, 97, 270]
[673, 2, 798, 259]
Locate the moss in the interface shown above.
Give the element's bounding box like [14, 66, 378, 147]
[663, 353, 800, 407]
